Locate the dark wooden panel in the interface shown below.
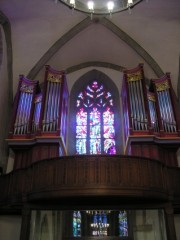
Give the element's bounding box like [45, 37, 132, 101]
[0, 155, 179, 207]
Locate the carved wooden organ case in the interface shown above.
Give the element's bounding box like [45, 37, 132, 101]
[122, 64, 180, 166]
[7, 65, 69, 169]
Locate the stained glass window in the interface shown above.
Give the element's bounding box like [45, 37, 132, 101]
[76, 81, 116, 154]
[119, 211, 128, 237]
[91, 211, 109, 236]
[73, 211, 81, 237]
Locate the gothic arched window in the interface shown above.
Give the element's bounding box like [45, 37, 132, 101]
[76, 80, 116, 155]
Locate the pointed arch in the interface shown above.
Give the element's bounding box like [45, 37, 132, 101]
[27, 17, 164, 80]
[68, 69, 122, 155]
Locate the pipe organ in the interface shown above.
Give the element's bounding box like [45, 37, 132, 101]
[7, 64, 180, 169]
[122, 64, 180, 166]
[7, 65, 69, 169]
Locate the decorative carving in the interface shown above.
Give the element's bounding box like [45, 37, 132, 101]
[127, 71, 142, 82]
[47, 73, 62, 83]
[155, 80, 170, 91]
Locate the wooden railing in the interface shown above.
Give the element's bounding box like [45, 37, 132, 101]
[0, 155, 179, 206]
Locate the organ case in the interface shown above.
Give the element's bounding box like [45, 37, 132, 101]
[7, 66, 69, 169]
[122, 64, 180, 166]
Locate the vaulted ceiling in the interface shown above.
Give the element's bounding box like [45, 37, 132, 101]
[1, 0, 180, 96]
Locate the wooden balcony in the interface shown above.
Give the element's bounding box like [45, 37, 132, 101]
[0, 155, 179, 208]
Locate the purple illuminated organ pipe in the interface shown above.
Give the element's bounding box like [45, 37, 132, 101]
[157, 91, 166, 131]
[55, 82, 59, 131]
[131, 81, 140, 130]
[56, 82, 61, 129]
[18, 91, 26, 134]
[46, 81, 53, 132]
[55, 82, 60, 130]
[19, 92, 28, 135]
[50, 81, 56, 131]
[148, 100, 154, 128]
[51, 81, 57, 131]
[158, 91, 169, 132]
[152, 101, 158, 131]
[43, 80, 51, 132]
[32, 96, 41, 132]
[128, 81, 136, 130]
[42, 81, 48, 131]
[34, 102, 39, 131]
[148, 97, 159, 132]
[50, 82, 56, 131]
[52, 82, 56, 131]
[165, 89, 177, 132]
[162, 90, 173, 132]
[22, 91, 31, 134]
[14, 91, 24, 134]
[15, 91, 23, 134]
[13, 92, 20, 134]
[128, 81, 138, 130]
[134, 80, 142, 130]
[161, 90, 173, 132]
[46, 81, 53, 131]
[23, 92, 29, 134]
[154, 100, 159, 132]
[32, 100, 37, 132]
[48, 82, 54, 132]
[135, 80, 143, 130]
[138, 79, 147, 130]
[36, 101, 42, 131]
[160, 90, 169, 131]
[22, 92, 27, 134]
[26, 93, 33, 133]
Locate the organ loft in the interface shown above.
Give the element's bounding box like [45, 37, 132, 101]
[0, 64, 179, 240]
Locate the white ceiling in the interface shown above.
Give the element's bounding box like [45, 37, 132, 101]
[1, 0, 180, 94]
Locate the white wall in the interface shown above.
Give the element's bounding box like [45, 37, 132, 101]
[175, 214, 180, 240]
[0, 25, 11, 171]
[0, 215, 22, 240]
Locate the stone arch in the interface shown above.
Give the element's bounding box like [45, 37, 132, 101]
[27, 16, 164, 80]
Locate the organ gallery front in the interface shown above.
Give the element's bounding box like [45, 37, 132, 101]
[0, 64, 179, 240]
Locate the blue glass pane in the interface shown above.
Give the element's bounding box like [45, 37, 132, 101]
[76, 139, 86, 154]
[104, 139, 116, 154]
[90, 139, 101, 154]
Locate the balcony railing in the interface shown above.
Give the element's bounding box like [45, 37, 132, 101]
[0, 155, 179, 206]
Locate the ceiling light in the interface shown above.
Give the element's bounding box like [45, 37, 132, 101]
[59, 0, 144, 18]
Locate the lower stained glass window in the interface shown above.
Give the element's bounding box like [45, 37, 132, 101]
[73, 211, 81, 237]
[29, 209, 168, 240]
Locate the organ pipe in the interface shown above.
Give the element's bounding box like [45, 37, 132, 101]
[32, 94, 42, 133]
[126, 66, 148, 131]
[42, 70, 63, 132]
[147, 92, 159, 132]
[153, 78, 177, 133]
[12, 76, 38, 136]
